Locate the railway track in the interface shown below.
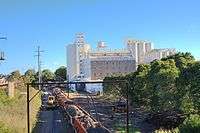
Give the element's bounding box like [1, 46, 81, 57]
[70, 91, 128, 132]
[52, 88, 111, 133]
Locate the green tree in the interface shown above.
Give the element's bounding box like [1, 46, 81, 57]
[103, 75, 126, 97]
[102, 52, 198, 114]
[42, 69, 55, 82]
[7, 70, 26, 91]
[148, 59, 179, 111]
[126, 64, 150, 108]
[24, 69, 36, 83]
[8, 70, 21, 81]
[162, 52, 195, 71]
[54, 66, 67, 81]
[162, 52, 197, 113]
[179, 61, 200, 112]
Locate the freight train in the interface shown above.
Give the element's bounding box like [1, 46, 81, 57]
[53, 88, 110, 133]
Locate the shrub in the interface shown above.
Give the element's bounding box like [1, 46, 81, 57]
[0, 90, 15, 106]
[179, 114, 200, 133]
[0, 122, 14, 133]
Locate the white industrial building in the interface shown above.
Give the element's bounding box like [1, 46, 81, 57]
[66, 33, 176, 83]
[67, 33, 136, 82]
[144, 48, 176, 64]
[127, 39, 153, 64]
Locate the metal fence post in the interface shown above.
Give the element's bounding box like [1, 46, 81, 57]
[27, 84, 30, 133]
[126, 82, 129, 133]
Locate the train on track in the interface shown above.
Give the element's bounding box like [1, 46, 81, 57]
[47, 95, 56, 109]
[53, 88, 111, 133]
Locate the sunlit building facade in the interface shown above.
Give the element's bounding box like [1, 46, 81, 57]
[66, 33, 175, 81]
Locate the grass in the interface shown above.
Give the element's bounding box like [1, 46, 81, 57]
[154, 114, 200, 133]
[98, 93, 121, 103]
[178, 114, 200, 133]
[0, 123, 14, 133]
[0, 88, 41, 133]
[155, 128, 179, 133]
[114, 124, 140, 133]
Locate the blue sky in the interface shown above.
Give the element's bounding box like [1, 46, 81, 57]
[0, 0, 200, 74]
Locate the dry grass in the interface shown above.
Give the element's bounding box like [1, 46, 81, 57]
[0, 88, 41, 133]
[155, 128, 179, 133]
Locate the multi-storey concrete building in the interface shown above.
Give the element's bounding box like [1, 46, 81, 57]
[144, 48, 176, 63]
[67, 34, 136, 81]
[66, 43, 79, 81]
[67, 33, 91, 81]
[67, 34, 175, 82]
[126, 39, 153, 64]
[82, 49, 136, 80]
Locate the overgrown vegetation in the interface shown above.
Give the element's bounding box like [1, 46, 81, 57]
[0, 65, 68, 133]
[103, 52, 200, 132]
[179, 114, 200, 133]
[114, 124, 140, 133]
[0, 89, 41, 133]
[0, 65, 66, 132]
[0, 123, 14, 133]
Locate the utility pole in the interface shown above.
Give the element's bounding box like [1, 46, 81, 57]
[35, 46, 43, 90]
[29, 45, 43, 133]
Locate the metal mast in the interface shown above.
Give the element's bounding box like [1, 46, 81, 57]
[35, 46, 43, 89]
